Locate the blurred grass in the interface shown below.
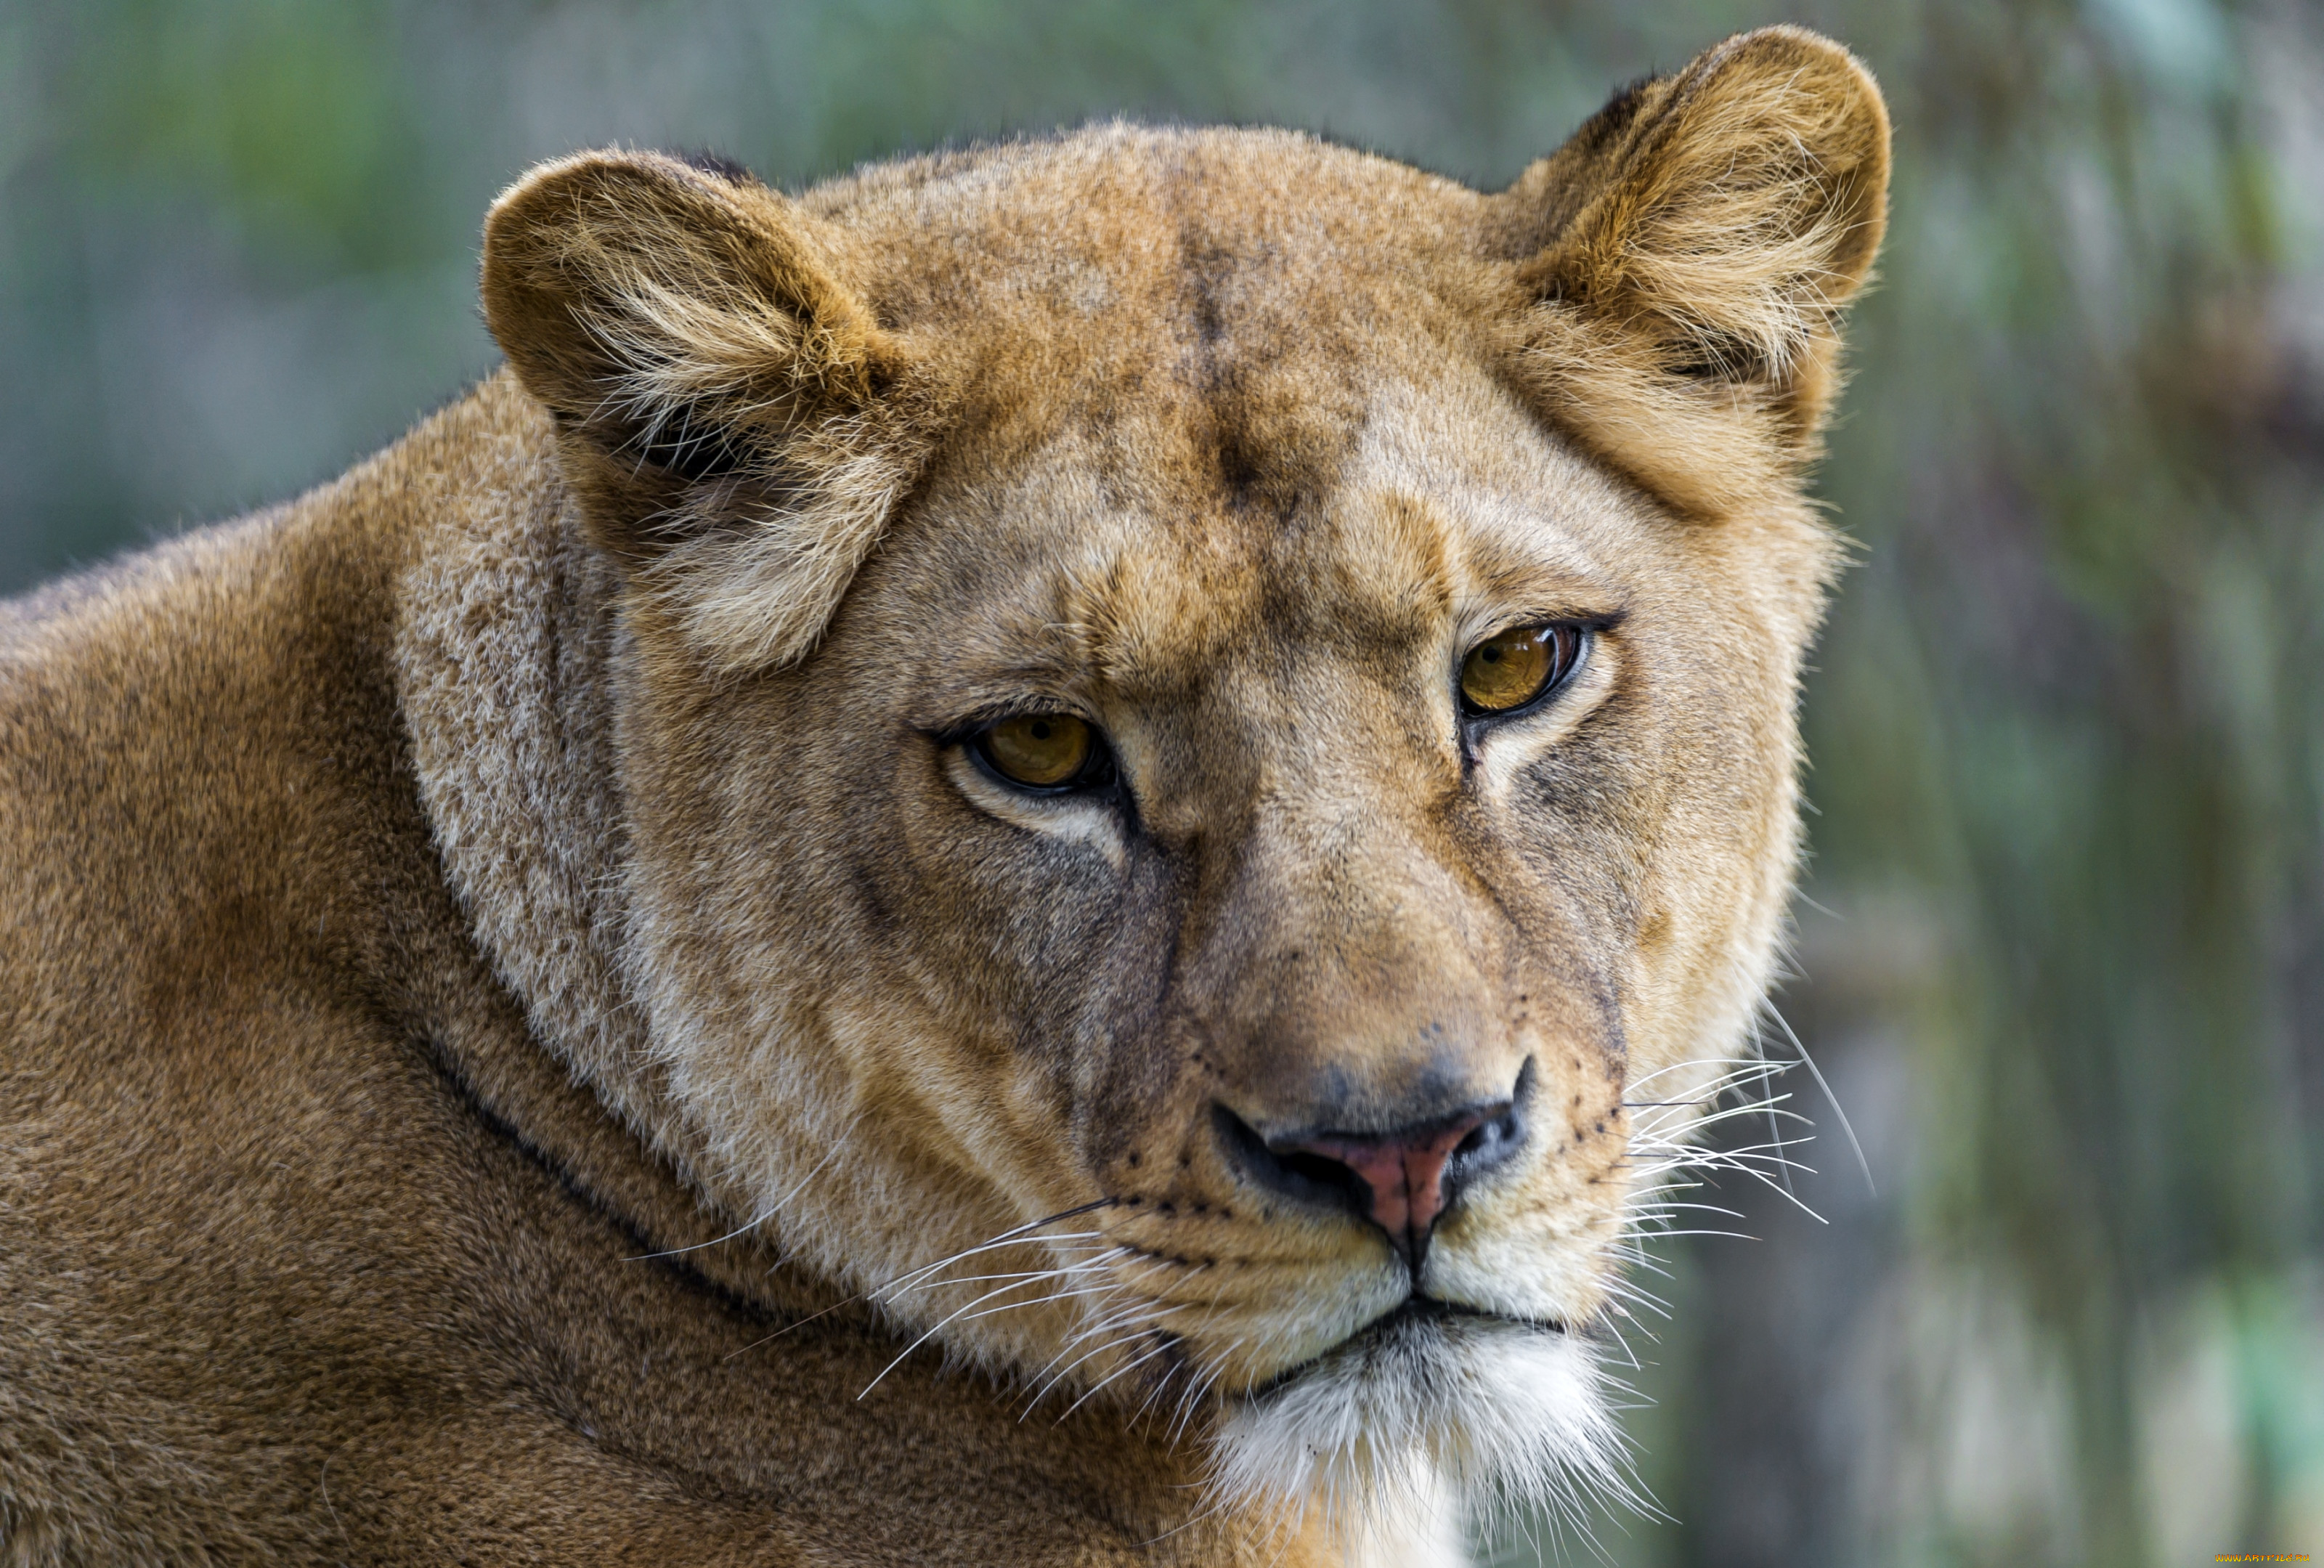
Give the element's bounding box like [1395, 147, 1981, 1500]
[2, 2, 2319, 1564]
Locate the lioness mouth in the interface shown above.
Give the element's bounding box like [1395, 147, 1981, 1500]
[1248, 1296, 1572, 1401]
[1373, 1296, 1568, 1339]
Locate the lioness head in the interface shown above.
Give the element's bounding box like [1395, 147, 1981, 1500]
[475, 24, 1886, 1544]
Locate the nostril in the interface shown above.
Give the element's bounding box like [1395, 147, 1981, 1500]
[1273, 1148, 1376, 1216]
[1212, 1105, 1376, 1222]
[1452, 1102, 1521, 1161]
[1441, 1100, 1526, 1208]
[1277, 1148, 1361, 1192]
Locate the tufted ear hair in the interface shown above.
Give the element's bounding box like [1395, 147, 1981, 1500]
[1496, 26, 1890, 519]
[482, 150, 935, 673]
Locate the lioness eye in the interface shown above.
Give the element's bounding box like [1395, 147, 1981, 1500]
[1459, 625, 1582, 715]
[977, 713, 1097, 789]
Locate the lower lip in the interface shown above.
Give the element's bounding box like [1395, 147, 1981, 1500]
[1245, 1295, 1569, 1397]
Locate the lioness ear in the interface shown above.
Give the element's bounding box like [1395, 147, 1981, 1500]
[1498, 27, 1890, 516]
[482, 150, 930, 672]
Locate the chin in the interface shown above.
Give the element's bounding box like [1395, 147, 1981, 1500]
[1208, 1304, 1631, 1559]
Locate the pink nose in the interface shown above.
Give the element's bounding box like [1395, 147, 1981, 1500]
[1276, 1108, 1492, 1257]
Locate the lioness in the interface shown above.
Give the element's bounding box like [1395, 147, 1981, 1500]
[0, 25, 1887, 1566]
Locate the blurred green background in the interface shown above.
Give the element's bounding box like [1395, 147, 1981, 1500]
[4, 1, 2319, 1563]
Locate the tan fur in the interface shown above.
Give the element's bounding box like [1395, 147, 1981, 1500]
[0, 29, 1886, 1565]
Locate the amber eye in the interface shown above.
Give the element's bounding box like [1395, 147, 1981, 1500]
[1458, 624, 1582, 715]
[976, 713, 1097, 789]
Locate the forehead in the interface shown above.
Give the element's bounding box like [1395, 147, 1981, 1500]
[837, 130, 1662, 702]
[886, 367, 1651, 715]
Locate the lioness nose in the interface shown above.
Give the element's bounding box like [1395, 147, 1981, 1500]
[1278, 1116, 1484, 1246]
[1219, 1090, 1528, 1272]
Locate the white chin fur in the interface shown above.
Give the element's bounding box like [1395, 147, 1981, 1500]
[1211, 1312, 1628, 1561]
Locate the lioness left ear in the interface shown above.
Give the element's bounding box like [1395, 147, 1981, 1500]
[1498, 27, 1890, 514]
[482, 150, 934, 673]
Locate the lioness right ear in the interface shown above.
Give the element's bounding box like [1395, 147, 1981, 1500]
[1497, 27, 1890, 517]
[482, 150, 933, 673]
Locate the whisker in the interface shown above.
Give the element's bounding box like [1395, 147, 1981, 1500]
[1056, 1333, 1182, 1421]
[625, 1109, 870, 1263]
[883, 1243, 1121, 1300]
[1765, 1001, 1875, 1195]
[956, 1272, 1137, 1325]
[1023, 1296, 1175, 1410]
[873, 1219, 1115, 1299]
[858, 1266, 1112, 1400]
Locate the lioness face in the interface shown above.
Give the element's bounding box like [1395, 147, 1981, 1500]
[827, 358, 1799, 1506]
[483, 25, 1886, 1535]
